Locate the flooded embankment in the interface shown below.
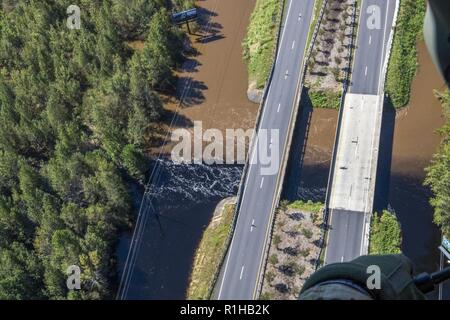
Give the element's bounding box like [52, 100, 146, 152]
[387, 41, 448, 299]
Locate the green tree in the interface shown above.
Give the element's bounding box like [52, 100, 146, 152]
[369, 211, 402, 254]
[142, 8, 183, 89]
[0, 0, 187, 300]
[0, 242, 44, 300]
[112, 0, 161, 39]
[425, 90, 450, 238]
[121, 144, 147, 180]
[18, 161, 44, 224]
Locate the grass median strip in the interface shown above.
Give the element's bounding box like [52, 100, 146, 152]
[385, 0, 426, 109]
[309, 89, 342, 109]
[186, 202, 235, 299]
[243, 0, 282, 89]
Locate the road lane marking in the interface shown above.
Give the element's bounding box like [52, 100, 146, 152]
[285, 70, 289, 79]
[260, 177, 265, 189]
[240, 266, 245, 280]
[364, 66, 368, 76]
[251, 219, 255, 232]
[278, 0, 293, 51]
[277, 103, 281, 113]
[292, 40, 295, 50]
[369, 35, 372, 45]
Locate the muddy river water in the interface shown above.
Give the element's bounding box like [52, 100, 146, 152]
[387, 41, 449, 298]
[117, 0, 448, 299]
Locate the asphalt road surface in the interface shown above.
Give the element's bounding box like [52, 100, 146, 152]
[351, 0, 396, 95]
[325, 0, 397, 264]
[217, 0, 315, 299]
[326, 209, 365, 262]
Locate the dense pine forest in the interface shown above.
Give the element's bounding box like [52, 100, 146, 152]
[0, 0, 192, 299]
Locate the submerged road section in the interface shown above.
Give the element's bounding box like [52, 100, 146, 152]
[325, 0, 398, 263]
[217, 0, 315, 299]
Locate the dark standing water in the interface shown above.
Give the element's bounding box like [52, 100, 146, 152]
[117, 160, 242, 299]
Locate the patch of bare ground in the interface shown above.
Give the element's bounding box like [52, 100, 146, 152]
[260, 200, 324, 300]
[306, 0, 357, 96]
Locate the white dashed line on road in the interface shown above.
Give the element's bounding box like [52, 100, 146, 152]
[260, 177, 265, 189]
[277, 103, 281, 113]
[292, 40, 295, 50]
[369, 35, 372, 45]
[364, 66, 368, 76]
[240, 266, 245, 280]
[250, 219, 255, 232]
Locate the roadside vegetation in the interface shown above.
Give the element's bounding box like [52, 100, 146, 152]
[187, 202, 235, 300]
[308, 89, 341, 109]
[385, 0, 426, 109]
[0, 0, 190, 299]
[243, 0, 282, 90]
[305, 0, 356, 108]
[425, 90, 450, 239]
[369, 211, 402, 255]
[260, 200, 323, 300]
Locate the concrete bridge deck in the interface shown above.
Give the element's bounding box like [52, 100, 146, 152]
[326, 93, 383, 263]
[324, 0, 399, 264]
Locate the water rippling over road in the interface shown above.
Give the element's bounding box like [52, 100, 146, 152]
[150, 160, 243, 203]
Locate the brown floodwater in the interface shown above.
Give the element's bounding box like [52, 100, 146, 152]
[176, 0, 257, 132]
[391, 41, 445, 177]
[155, 0, 258, 157]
